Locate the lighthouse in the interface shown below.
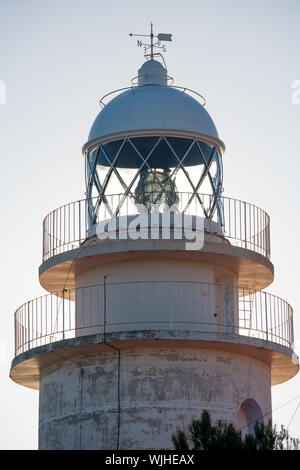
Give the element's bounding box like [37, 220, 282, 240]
[10, 26, 298, 450]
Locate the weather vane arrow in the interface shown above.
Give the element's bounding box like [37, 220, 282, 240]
[129, 22, 172, 59]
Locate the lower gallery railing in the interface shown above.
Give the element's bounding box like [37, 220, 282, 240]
[14, 282, 293, 356]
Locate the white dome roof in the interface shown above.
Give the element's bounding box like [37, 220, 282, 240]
[88, 85, 219, 142]
[86, 60, 223, 150]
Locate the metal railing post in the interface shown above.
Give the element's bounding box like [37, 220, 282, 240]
[28, 303, 30, 351]
[79, 200, 81, 243]
[52, 210, 55, 257]
[62, 289, 65, 340]
[244, 201, 247, 249]
[290, 307, 294, 348]
[265, 293, 269, 342]
[14, 313, 17, 356]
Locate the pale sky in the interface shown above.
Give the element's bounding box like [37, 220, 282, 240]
[0, 0, 300, 449]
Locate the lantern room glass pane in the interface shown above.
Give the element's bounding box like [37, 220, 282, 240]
[101, 139, 123, 164]
[86, 135, 223, 227]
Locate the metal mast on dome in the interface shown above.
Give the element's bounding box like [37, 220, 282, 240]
[129, 22, 172, 62]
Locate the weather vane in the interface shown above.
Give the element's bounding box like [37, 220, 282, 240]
[129, 22, 172, 60]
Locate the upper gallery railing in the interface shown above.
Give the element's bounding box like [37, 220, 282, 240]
[42, 193, 270, 262]
[14, 282, 293, 356]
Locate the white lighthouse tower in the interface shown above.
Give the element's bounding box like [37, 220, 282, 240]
[10, 27, 298, 450]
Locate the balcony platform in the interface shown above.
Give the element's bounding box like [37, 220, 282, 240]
[10, 329, 299, 390]
[39, 236, 274, 293]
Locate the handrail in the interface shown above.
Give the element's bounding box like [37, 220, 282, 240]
[14, 281, 293, 356]
[98, 84, 206, 108]
[42, 193, 271, 262]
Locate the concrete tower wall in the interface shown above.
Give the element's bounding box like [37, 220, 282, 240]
[74, 259, 238, 336]
[38, 346, 271, 450]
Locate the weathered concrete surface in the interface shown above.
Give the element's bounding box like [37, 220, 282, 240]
[38, 346, 271, 450]
[10, 330, 299, 390]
